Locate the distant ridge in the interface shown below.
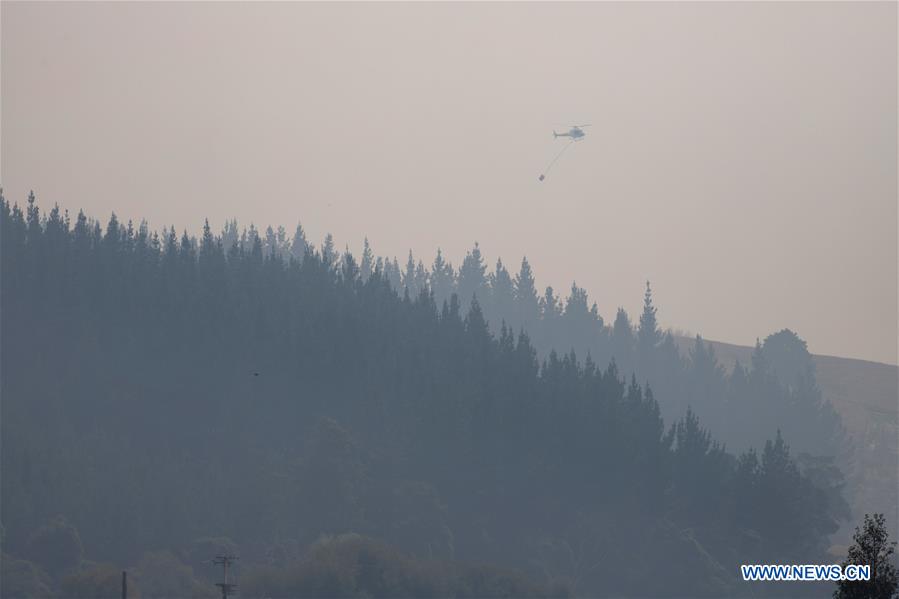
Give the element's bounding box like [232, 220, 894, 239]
[676, 335, 898, 546]
[672, 336, 898, 417]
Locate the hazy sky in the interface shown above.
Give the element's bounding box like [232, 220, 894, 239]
[3, 2, 896, 364]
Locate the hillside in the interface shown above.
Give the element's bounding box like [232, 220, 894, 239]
[676, 336, 898, 546]
[1, 197, 849, 598]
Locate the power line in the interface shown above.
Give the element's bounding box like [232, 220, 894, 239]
[213, 554, 239, 599]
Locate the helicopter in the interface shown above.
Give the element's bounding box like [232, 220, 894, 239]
[539, 123, 591, 181]
[553, 124, 590, 141]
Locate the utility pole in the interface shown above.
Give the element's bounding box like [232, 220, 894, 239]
[121, 571, 127, 599]
[213, 554, 238, 599]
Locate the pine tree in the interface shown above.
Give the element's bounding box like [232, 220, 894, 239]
[321, 233, 338, 270]
[611, 308, 634, 355]
[383, 257, 402, 291]
[540, 286, 561, 323]
[360, 237, 374, 281]
[835, 514, 898, 599]
[414, 260, 428, 296]
[403, 250, 419, 297]
[637, 280, 660, 352]
[430, 248, 455, 307]
[750, 338, 768, 379]
[563, 283, 589, 321]
[199, 219, 216, 262]
[264, 225, 279, 258]
[277, 225, 287, 254]
[289, 222, 308, 262]
[25, 190, 41, 244]
[464, 296, 490, 341]
[488, 258, 514, 329]
[513, 257, 539, 331]
[221, 219, 240, 255]
[249, 228, 263, 266]
[104, 212, 122, 252]
[457, 242, 487, 309]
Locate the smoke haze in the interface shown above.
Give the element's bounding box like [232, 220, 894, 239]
[2, 1, 896, 364]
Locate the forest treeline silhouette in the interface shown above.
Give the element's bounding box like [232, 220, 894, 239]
[1, 193, 852, 597]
